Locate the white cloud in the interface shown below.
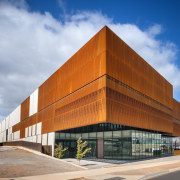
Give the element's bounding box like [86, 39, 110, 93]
[0, 0, 179, 122]
[58, 0, 66, 14]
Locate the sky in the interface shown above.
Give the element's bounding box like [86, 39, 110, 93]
[0, 0, 180, 122]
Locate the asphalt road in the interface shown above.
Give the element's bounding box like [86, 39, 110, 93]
[150, 170, 180, 180]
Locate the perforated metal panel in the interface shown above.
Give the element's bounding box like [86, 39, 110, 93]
[106, 27, 173, 109]
[3, 26, 180, 143]
[21, 97, 30, 121]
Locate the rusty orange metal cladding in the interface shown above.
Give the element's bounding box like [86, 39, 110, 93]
[21, 97, 30, 121]
[11, 26, 180, 137]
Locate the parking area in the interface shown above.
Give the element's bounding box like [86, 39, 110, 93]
[0, 146, 83, 178]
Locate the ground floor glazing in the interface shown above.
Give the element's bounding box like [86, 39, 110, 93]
[55, 123, 173, 159]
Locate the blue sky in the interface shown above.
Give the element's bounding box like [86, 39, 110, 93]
[27, 0, 180, 48]
[0, 0, 180, 121]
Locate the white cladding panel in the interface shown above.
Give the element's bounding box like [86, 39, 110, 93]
[28, 126, 32, 137]
[3, 131, 6, 142]
[26, 136, 32, 142]
[36, 122, 41, 135]
[12, 133, 14, 140]
[0, 132, 3, 142]
[7, 127, 12, 141]
[32, 135, 36, 143]
[37, 134, 41, 143]
[42, 133, 47, 145]
[32, 124, 36, 136]
[0, 123, 1, 133]
[29, 89, 38, 116]
[25, 127, 28, 138]
[14, 130, 20, 140]
[2, 120, 5, 132]
[9, 127, 12, 134]
[48, 132, 54, 146]
[5, 116, 10, 130]
[8, 133, 12, 141]
[29, 136, 33, 142]
[9, 105, 21, 127]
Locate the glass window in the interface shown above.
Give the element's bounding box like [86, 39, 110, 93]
[55, 132, 60, 139]
[152, 133, 156, 156]
[70, 133, 76, 139]
[135, 131, 140, 158]
[69, 140, 76, 158]
[113, 131, 121, 138]
[97, 132, 103, 138]
[89, 132, 97, 139]
[122, 136, 132, 159]
[75, 133, 81, 139]
[86, 140, 97, 158]
[148, 133, 153, 157]
[138, 131, 143, 158]
[60, 133, 66, 139]
[82, 133, 88, 139]
[145, 132, 149, 158]
[168, 138, 172, 154]
[122, 130, 131, 137]
[54, 122, 173, 160]
[112, 139, 122, 159]
[132, 130, 136, 159]
[142, 132, 146, 158]
[66, 133, 71, 139]
[104, 140, 113, 158]
[104, 131, 113, 139]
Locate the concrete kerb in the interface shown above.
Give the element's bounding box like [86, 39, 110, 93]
[2, 146, 87, 170]
[140, 167, 180, 180]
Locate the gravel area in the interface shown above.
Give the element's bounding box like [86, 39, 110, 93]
[0, 146, 82, 178]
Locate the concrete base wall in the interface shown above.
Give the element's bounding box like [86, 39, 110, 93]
[42, 145, 52, 156]
[0, 141, 53, 156]
[1, 141, 42, 152]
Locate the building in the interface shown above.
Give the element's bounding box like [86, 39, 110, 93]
[0, 26, 180, 159]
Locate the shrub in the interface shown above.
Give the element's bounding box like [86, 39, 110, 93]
[76, 137, 91, 165]
[54, 144, 68, 159]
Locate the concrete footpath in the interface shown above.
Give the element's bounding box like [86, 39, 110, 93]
[0, 146, 180, 180]
[14, 158, 180, 180]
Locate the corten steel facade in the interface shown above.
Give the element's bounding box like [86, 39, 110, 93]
[0, 26, 180, 159]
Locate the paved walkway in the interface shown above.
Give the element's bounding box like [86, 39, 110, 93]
[14, 158, 180, 180]
[0, 146, 180, 180]
[63, 155, 180, 169]
[0, 146, 83, 178]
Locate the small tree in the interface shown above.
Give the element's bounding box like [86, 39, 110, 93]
[54, 144, 68, 159]
[76, 137, 91, 165]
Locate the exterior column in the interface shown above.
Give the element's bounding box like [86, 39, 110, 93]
[97, 138, 104, 159]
